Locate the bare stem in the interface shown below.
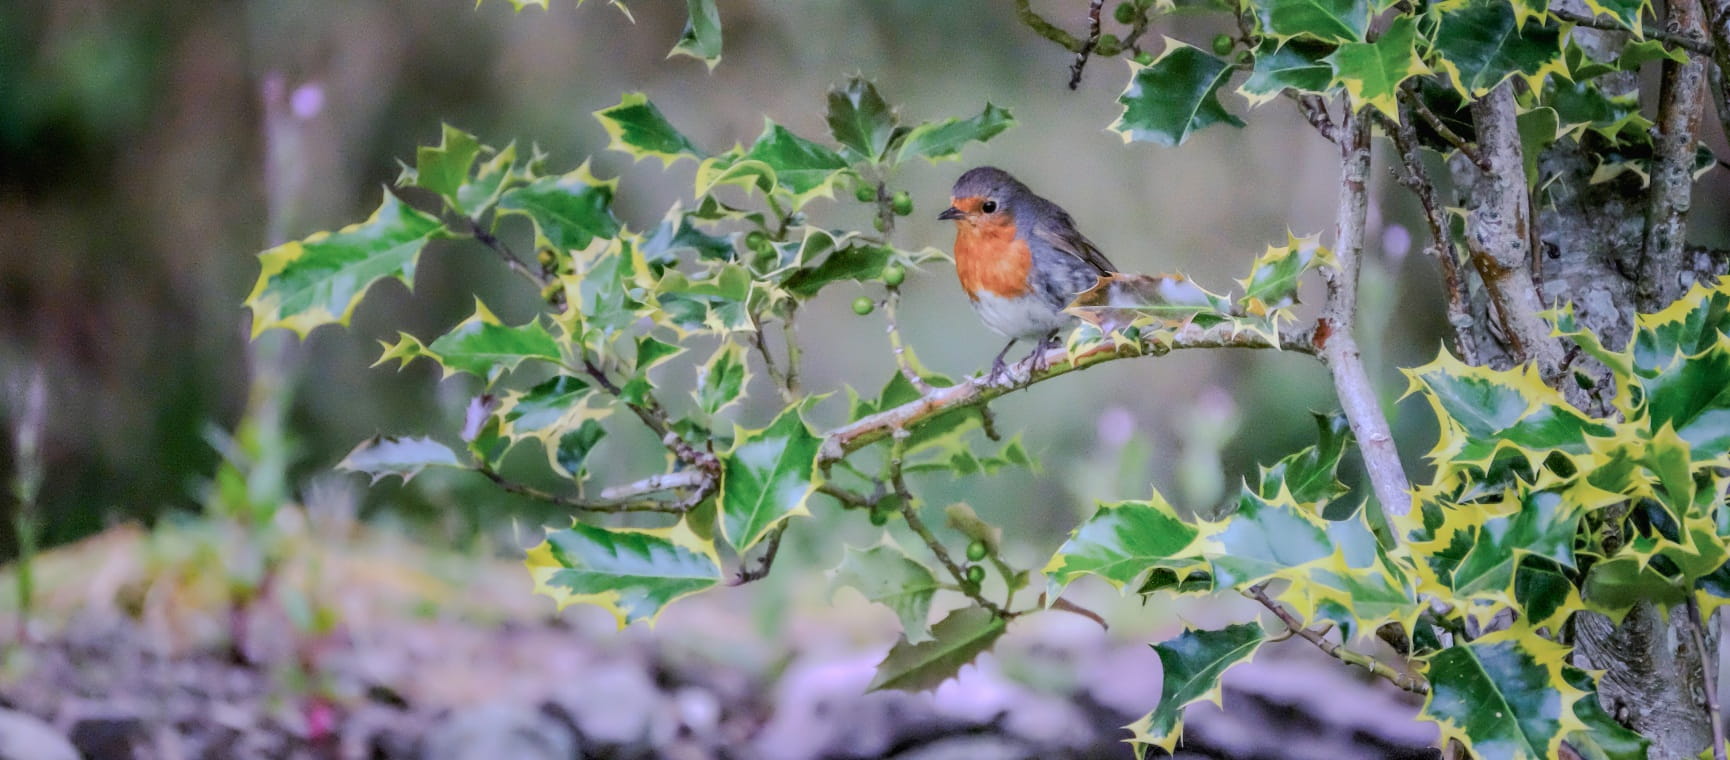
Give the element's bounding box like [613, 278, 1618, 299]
[477, 465, 690, 514]
[1069, 0, 1107, 89]
[884, 289, 934, 395]
[1380, 106, 1480, 365]
[1401, 89, 1487, 169]
[729, 521, 788, 586]
[1012, 0, 1085, 52]
[466, 215, 547, 288]
[889, 433, 1014, 619]
[1315, 107, 1413, 520]
[1246, 584, 1429, 694]
[1686, 596, 1727, 760]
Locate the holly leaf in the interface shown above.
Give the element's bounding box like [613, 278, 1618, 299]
[376, 298, 561, 379]
[867, 606, 1008, 692]
[1240, 39, 1337, 106]
[595, 93, 705, 168]
[1236, 233, 1333, 317]
[671, 0, 722, 68]
[1562, 667, 1649, 760]
[526, 520, 721, 627]
[1325, 15, 1430, 120]
[1114, 42, 1246, 147]
[337, 435, 464, 483]
[1255, 412, 1353, 505]
[1065, 272, 1234, 333]
[1126, 623, 1266, 755]
[892, 102, 1014, 164]
[1431, 0, 1565, 97]
[718, 406, 821, 550]
[831, 543, 943, 643]
[694, 340, 748, 416]
[1044, 494, 1202, 595]
[246, 191, 447, 338]
[783, 244, 895, 298]
[1250, 0, 1370, 42]
[827, 77, 899, 162]
[1420, 628, 1586, 759]
[735, 121, 852, 205]
[497, 162, 622, 252]
[404, 123, 482, 211]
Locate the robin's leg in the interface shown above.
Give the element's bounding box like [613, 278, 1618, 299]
[1025, 329, 1060, 374]
[987, 338, 1018, 384]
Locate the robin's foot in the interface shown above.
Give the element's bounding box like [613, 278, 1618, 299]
[1026, 331, 1060, 375]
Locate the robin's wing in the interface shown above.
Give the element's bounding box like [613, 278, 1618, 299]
[1034, 211, 1117, 275]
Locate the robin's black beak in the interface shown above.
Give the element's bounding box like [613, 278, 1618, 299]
[937, 206, 964, 221]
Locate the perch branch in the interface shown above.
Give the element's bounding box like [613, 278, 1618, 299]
[1638, 0, 1711, 311]
[820, 321, 1312, 463]
[1314, 107, 1413, 520]
[1246, 584, 1429, 694]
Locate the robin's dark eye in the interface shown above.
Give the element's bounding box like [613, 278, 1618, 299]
[981, 200, 998, 214]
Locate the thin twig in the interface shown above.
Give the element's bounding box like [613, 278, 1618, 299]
[1401, 89, 1488, 170]
[889, 433, 1014, 619]
[884, 289, 934, 395]
[1551, 7, 1715, 56]
[1245, 584, 1429, 694]
[749, 311, 794, 403]
[597, 470, 707, 501]
[1379, 106, 1481, 364]
[583, 357, 717, 471]
[466, 216, 547, 288]
[729, 521, 789, 586]
[1314, 105, 1413, 520]
[783, 302, 803, 396]
[1686, 595, 1727, 760]
[822, 321, 1311, 463]
[1295, 94, 1339, 143]
[478, 465, 690, 513]
[1069, 0, 1107, 89]
[815, 481, 873, 509]
[1012, 0, 1086, 52]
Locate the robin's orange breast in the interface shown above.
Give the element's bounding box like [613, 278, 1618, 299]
[954, 218, 1033, 300]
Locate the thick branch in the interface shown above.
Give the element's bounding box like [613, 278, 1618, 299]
[819, 322, 1312, 463]
[1639, 0, 1711, 311]
[1314, 109, 1413, 520]
[1245, 584, 1428, 694]
[1463, 83, 1572, 386]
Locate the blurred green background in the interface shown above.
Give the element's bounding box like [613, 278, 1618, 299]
[6, 0, 1620, 565]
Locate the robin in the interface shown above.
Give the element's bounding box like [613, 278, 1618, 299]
[938, 167, 1117, 384]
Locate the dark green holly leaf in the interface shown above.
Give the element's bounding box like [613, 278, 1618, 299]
[892, 102, 1014, 163]
[497, 163, 622, 252]
[1127, 623, 1266, 754]
[247, 191, 448, 338]
[1431, 0, 1565, 97]
[1573, 0, 1647, 33]
[718, 406, 820, 550]
[1044, 494, 1202, 594]
[827, 77, 899, 162]
[831, 543, 942, 643]
[643, 206, 734, 264]
[784, 244, 894, 298]
[1256, 412, 1352, 505]
[553, 418, 606, 477]
[377, 299, 562, 379]
[337, 435, 464, 483]
[1448, 490, 1581, 598]
[1236, 233, 1333, 317]
[501, 375, 593, 438]
[671, 0, 722, 68]
[1583, 555, 1687, 617]
[1513, 558, 1582, 631]
[1421, 629, 1583, 759]
[743, 121, 851, 201]
[1545, 78, 1648, 141]
[1562, 667, 1650, 760]
[595, 93, 705, 167]
[1324, 15, 1429, 120]
[1114, 44, 1245, 147]
[1405, 351, 1612, 472]
[694, 341, 748, 416]
[526, 520, 721, 627]
[1251, 0, 1369, 42]
[1240, 39, 1337, 106]
[1639, 341, 1730, 460]
[867, 606, 1008, 692]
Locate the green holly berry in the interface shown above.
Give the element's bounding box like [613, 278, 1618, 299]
[966, 540, 988, 562]
[873, 216, 888, 233]
[1212, 33, 1235, 57]
[1114, 1, 1138, 24]
[856, 184, 878, 203]
[1133, 51, 1155, 65]
[966, 564, 987, 585]
[869, 509, 889, 526]
[891, 191, 912, 216]
[882, 264, 906, 288]
[744, 230, 772, 254]
[852, 296, 875, 316]
[1097, 33, 1121, 53]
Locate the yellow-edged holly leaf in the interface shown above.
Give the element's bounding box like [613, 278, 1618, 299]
[1431, 0, 1565, 97]
[1126, 622, 1266, 756]
[718, 405, 820, 550]
[1113, 42, 1246, 147]
[1324, 15, 1430, 120]
[1240, 39, 1337, 107]
[1235, 232, 1333, 318]
[1420, 627, 1586, 760]
[246, 191, 448, 338]
[1250, 0, 1370, 42]
[1043, 492, 1204, 596]
[497, 161, 622, 252]
[375, 298, 561, 379]
[1562, 666, 1650, 760]
[670, 0, 722, 68]
[1404, 350, 1611, 475]
[694, 340, 748, 417]
[526, 520, 721, 628]
[595, 93, 705, 168]
[890, 102, 1014, 164]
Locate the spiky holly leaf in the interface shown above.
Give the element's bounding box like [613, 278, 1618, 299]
[337, 436, 464, 483]
[1325, 15, 1430, 120]
[718, 406, 821, 550]
[1127, 622, 1266, 756]
[497, 374, 607, 442]
[497, 162, 622, 252]
[1420, 628, 1585, 759]
[558, 237, 655, 337]
[403, 124, 481, 211]
[1240, 39, 1337, 107]
[827, 77, 899, 162]
[891, 103, 1014, 164]
[831, 542, 942, 643]
[1544, 79, 1648, 142]
[526, 520, 721, 628]
[670, 0, 722, 68]
[868, 606, 1008, 692]
[1431, 0, 1565, 97]
[784, 244, 895, 298]
[551, 418, 606, 478]
[656, 263, 754, 335]
[1250, 0, 1369, 42]
[376, 298, 561, 379]
[741, 121, 852, 204]
[1577, 0, 1647, 32]
[1044, 493, 1203, 595]
[1629, 280, 1730, 373]
[1235, 233, 1333, 317]
[1439, 490, 1582, 602]
[246, 192, 447, 338]
[1254, 412, 1352, 505]
[642, 206, 734, 263]
[694, 340, 748, 416]
[1562, 667, 1650, 760]
[1207, 490, 1335, 587]
[1404, 351, 1612, 476]
[1065, 272, 1234, 333]
[1114, 43, 1246, 147]
[595, 93, 705, 168]
[1513, 558, 1586, 631]
[1639, 337, 1730, 462]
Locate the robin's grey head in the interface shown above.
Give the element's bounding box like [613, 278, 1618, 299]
[938, 166, 1029, 223]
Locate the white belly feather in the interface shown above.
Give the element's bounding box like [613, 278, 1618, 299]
[969, 292, 1067, 340]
